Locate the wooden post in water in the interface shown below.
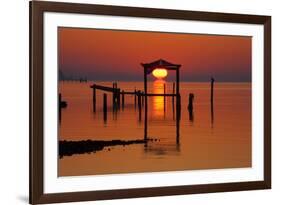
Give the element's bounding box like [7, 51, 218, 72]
[144, 69, 147, 97]
[112, 82, 116, 106]
[92, 85, 96, 112]
[117, 89, 121, 109]
[172, 82, 175, 119]
[121, 90, 125, 109]
[137, 91, 142, 121]
[177, 94, 181, 121]
[103, 93, 107, 123]
[188, 93, 194, 121]
[172, 82, 175, 104]
[176, 68, 181, 121]
[188, 93, 194, 112]
[134, 88, 137, 109]
[144, 68, 148, 139]
[211, 77, 215, 105]
[137, 91, 141, 109]
[142, 91, 144, 107]
[112, 82, 119, 110]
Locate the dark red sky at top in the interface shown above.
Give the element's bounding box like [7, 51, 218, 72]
[58, 27, 252, 82]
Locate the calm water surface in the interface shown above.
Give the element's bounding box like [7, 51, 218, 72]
[59, 81, 251, 176]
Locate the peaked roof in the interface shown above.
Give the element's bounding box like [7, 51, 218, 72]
[141, 59, 181, 70]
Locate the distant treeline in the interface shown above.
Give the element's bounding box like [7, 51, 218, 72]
[59, 70, 87, 82]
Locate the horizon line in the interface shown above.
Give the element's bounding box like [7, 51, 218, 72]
[59, 79, 252, 83]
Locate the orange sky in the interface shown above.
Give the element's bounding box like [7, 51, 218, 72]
[58, 27, 251, 82]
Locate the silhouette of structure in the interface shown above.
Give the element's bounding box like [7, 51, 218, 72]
[90, 83, 121, 112]
[90, 83, 144, 122]
[188, 93, 194, 121]
[141, 59, 181, 141]
[211, 77, 215, 104]
[86, 59, 182, 147]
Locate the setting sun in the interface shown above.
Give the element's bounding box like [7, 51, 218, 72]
[152, 68, 168, 79]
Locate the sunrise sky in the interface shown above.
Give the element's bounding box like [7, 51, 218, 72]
[58, 27, 252, 82]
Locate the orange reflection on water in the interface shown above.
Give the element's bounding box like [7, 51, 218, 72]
[59, 82, 252, 176]
[152, 80, 166, 118]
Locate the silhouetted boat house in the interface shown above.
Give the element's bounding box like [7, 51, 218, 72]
[141, 59, 181, 140]
[141, 58, 181, 98]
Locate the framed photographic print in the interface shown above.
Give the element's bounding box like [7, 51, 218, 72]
[30, 1, 271, 204]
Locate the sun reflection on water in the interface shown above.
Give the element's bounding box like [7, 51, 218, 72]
[152, 80, 166, 118]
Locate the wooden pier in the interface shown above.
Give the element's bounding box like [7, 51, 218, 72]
[59, 59, 218, 148]
[88, 59, 183, 143]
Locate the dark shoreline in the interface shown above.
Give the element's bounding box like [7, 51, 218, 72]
[59, 138, 156, 158]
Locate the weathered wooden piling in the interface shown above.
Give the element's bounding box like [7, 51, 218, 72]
[117, 89, 121, 109]
[142, 91, 144, 107]
[103, 93, 107, 122]
[175, 93, 181, 144]
[111, 82, 120, 110]
[211, 77, 215, 104]
[137, 91, 142, 121]
[188, 93, 194, 121]
[134, 88, 137, 108]
[137, 91, 142, 109]
[92, 85, 96, 112]
[211, 102, 214, 125]
[188, 93, 194, 112]
[171, 83, 175, 120]
[121, 90, 125, 109]
[176, 69, 180, 99]
[143, 68, 148, 137]
[176, 94, 181, 120]
[176, 69, 181, 121]
[172, 82, 175, 105]
[144, 93, 148, 140]
[112, 82, 116, 105]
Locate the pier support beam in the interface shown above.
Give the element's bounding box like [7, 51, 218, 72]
[112, 82, 116, 106]
[144, 68, 148, 139]
[134, 88, 137, 109]
[172, 82, 175, 107]
[103, 93, 107, 123]
[211, 77, 214, 105]
[117, 89, 121, 109]
[121, 90, 125, 109]
[188, 93, 194, 121]
[176, 69, 181, 121]
[92, 86, 96, 112]
[137, 91, 142, 122]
